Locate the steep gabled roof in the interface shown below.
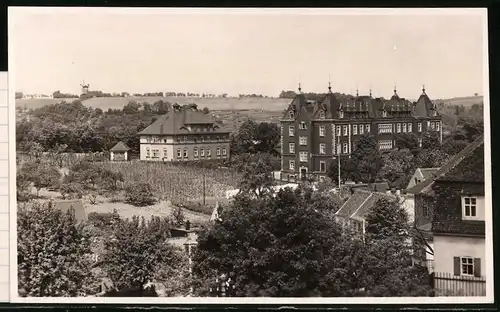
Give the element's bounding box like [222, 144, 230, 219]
[335, 189, 372, 218]
[351, 192, 397, 221]
[406, 135, 484, 195]
[138, 109, 231, 136]
[414, 87, 437, 117]
[110, 141, 130, 152]
[420, 167, 440, 180]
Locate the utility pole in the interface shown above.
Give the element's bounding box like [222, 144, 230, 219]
[202, 160, 206, 206]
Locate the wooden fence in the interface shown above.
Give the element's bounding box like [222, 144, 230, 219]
[431, 271, 486, 296]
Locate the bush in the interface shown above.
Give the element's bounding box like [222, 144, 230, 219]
[125, 182, 157, 207]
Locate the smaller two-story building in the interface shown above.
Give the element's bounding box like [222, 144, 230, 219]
[137, 104, 231, 162]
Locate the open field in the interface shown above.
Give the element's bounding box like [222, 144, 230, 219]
[438, 95, 483, 107]
[16, 96, 292, 112]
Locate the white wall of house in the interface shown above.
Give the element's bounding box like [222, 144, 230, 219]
[401, 194, 415, 224]
[140, 143, 175, 161]
[433, 235, 485, 277]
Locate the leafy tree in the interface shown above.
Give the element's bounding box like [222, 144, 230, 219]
[101, 215, 190, 296]
[458, 117, 483, 142]
[414, 148, 449, 169]
[349, 135, 384, 183]
[19, 162, 61, 197]
[125, 182, 157, 206]
[377, 148, 414, 187]
[359, 198, 432, 296]
[60, 182, 84, 200]
[17, 202, 98, 297]
[192, 186, 344, 297]
[238, 153, 275, 198]
[170, 206, 185, 227]
[394, 133, 419, 152]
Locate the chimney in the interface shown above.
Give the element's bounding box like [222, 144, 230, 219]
[160, 124, 164, 134]
[185, 220, 191, 231]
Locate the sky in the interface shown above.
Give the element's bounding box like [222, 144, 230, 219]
[10, 8, 487, 99]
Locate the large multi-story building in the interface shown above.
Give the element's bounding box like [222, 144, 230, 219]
[279, 84, 443, 182]
[138, 104, 231, 162]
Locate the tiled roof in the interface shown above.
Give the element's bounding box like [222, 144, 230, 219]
[52, 199, 86, 223]
[138, 108, 231, 135]
[414, 90, 436, 117]
[419, 167, 440, 180]
[351, 192, 397, 220]
[110, 141, 130, 152]
[406, 136, 483, 194]
[335, 189, 372, 218]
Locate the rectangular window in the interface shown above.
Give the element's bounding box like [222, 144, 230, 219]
[378, 140, 393, 150]
[319, 143, 326, 155]
[152, 149, 160, 158]
[320, 161, 326, 172]
[339, 111, 344, 118]
[183, 149, 188, 158]
[336, 144, 341, 155]
[289, 126, 295, 137]
[408, 123, 413, 132]
[200, 149, 205, 157]
[382, 111, 387, 118]
[163, 148, 168, 158]
[427, 121, 431, 129]
[207, 148, 211, 157]
[289, 143, 295, 153]
[343, 143, 348, 154]
[184, 136, 188, 142]
[403, 123, 407, 133]
[319, 111, 325, 119]
[343, 125, 348, 136]
[378, 124, 392, 133]
[359, 124, 364, 134]
[299, 152, 308, 162]
[194, 148, 198, 157]
[177, 149, 181, 158]
[397, 123, 401, 133]
[222, 148, 227, 156]
[462, 197, 478, 219]
[365, 124, 370, 133]
[418, 123, 422, 132]
[319, 126, 326, 137]
[436, 122, 440, 131]
[418, 137, 422, 147]
[353, 125, 358, 135]
[461, 257, 474, 276]
[299, 136, 307, 146]
[299, 122, 307, 130]
[146, 148, 151, 158]
[336, 126, 341, 136]
[289, 160, 295, 171]
[430, 122, 435, 130]
[216, 148, 221, 156]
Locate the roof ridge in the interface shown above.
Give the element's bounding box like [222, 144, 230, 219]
[350, 193, 373, 218]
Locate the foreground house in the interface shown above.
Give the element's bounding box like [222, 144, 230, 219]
[279, 85, 443, 181]
[137, 104, 231, 162]
[408, 136, 485, 296]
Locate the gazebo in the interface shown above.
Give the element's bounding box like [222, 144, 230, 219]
[110, 141, 131, 161]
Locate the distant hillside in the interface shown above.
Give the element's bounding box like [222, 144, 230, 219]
[437, 95, 483, 107]
[17, 96, 291, 112]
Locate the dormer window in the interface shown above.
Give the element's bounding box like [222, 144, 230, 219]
[339, 110, 344, 119]
[432, 110, 437, 117]
[299, 122, 307, 130]
[289, 111, 294, 119]
[319, 111, 325, 119]
[382, 110, 387, 118]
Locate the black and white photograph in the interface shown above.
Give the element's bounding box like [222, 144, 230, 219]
[9, 7, 492, 303]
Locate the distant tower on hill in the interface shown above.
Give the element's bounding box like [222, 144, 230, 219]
[80, 80, 90, 95]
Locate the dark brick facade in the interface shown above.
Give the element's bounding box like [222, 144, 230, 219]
[280, 87, 443, 181]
